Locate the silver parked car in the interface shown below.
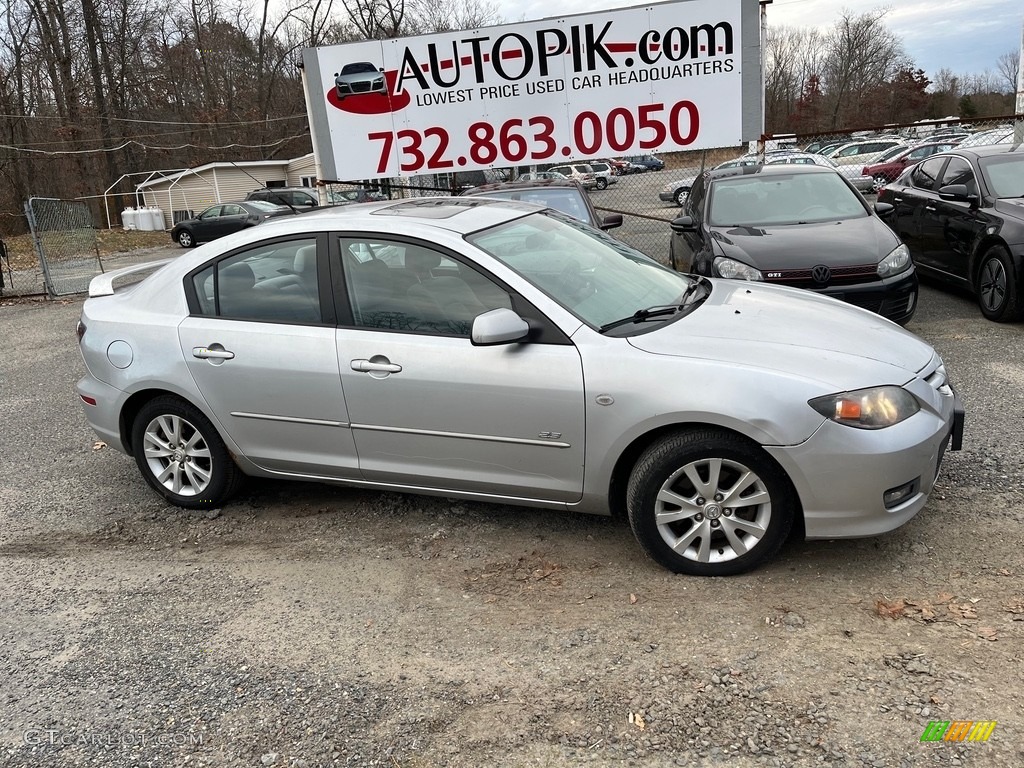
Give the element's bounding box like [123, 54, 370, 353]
[334, 61, 386, 99]
[77, 198, 963, 576]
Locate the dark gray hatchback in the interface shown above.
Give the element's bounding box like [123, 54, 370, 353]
[670, 164, 918, 325]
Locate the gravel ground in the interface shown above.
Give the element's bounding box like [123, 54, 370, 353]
[1, 278, 1022, 768]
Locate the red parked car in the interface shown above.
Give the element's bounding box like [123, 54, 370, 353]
[863, 142, 959, 192]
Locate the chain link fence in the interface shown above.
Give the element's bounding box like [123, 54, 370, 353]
[362, 114, 1021, 264]
[23, 198, 105, 297]
[2, 115, 1018, 299]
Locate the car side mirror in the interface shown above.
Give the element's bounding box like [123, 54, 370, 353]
[471, 308, 530, 346]
[873, 202, 894, 216]
[600, 213, 623, 231]
[938, 184, 978, 203]
[670, 215, 697, 233]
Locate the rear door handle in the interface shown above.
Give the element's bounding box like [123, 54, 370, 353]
[351, 359, 402, 373]
[925, 205, 937, 212]
[193, 346, 235, 360]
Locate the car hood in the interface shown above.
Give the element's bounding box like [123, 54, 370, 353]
[628, 280, 933, 390]
[709, 215, 899, 269]
[337, 71, 382, 83]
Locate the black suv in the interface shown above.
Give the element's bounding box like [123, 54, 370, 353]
[246, 187, 321, 212]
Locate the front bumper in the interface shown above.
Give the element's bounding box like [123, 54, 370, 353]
[767, 375, 963, 539]
[764, 268, 919, 325]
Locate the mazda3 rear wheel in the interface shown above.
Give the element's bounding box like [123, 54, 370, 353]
[627, 429, 795, 576]
[131, 396, 243, 508]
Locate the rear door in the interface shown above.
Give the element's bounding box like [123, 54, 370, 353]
[929, 156, 984, 281]
[178, 235, 359, 478]
[889, 156, 946, 269]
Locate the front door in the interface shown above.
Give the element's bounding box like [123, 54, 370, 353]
[333, 235, 587, 502]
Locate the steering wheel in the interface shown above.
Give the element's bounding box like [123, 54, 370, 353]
[557, 263, 596, 304]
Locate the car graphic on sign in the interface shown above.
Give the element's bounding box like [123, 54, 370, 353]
[334, 61, 386, 100]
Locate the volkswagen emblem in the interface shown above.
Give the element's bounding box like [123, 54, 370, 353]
[811, 264, 832, 285]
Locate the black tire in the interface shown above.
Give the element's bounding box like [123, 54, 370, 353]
[976, 245, 1021, 322]
[131, 396, 244, 509]
[177, 229, 195, 248]
[674, 187, 689, 207]
[626, 429, 795, 576]
[595, 177, 608, 190]
[871, 175, 888, 193]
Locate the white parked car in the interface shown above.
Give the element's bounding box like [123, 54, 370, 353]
[546, 164, 598, 190]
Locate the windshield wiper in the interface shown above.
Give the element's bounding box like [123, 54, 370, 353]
[599, 305, 681, 332]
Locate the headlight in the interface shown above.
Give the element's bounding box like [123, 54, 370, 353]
[713, 257, 763, 281]
[809, 386, 920, 429]
[877, 243, 911, 277]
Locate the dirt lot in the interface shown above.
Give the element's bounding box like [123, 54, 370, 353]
[0, 277, 1022, 768]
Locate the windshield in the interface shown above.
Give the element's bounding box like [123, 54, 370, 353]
[980, 154, 1024, 197]
[467, 212, 694, 331]
[708, 172, 868, 226]
[875, 145, 909, 163]
[341, 62, 378, 75]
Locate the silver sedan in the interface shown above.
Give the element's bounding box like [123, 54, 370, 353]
[76, 198, 963, 576]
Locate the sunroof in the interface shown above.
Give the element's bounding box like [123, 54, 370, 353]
[372, 199, 488, 219]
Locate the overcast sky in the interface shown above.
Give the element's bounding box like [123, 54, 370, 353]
[495, 0, 1023, 83]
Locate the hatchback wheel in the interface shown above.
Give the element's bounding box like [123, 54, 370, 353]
[626, 429, 795, 575]
[177, 229, 195, 248]
[131, 396, 243, 508]
[977, 245, 1021, 322]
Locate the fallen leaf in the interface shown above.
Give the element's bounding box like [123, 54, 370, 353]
[92, 440, 107, 450]
[1002, 599, 1024, 615]
[930, 694, 944, 705]
[875, 598, 906, 619]
[947, 603, 978, 620]
[976, 627, 998, 642]
[635, 713, 646, 731]
[629, 593, 638, 605]
[936, 591, 955, 603]
[997, 568, 1012, 576]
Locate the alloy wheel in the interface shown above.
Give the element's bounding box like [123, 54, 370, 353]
[143, 414, 213, 496]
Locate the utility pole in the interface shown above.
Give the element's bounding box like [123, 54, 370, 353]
[758, 0, 773, 163]
[1015, 14, 1024, 145]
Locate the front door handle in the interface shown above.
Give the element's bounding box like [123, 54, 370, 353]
[351, 358, 402, 374]
[193, 346, 235, 360]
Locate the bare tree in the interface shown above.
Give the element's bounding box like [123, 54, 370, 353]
[406, 0, 500, 34]
[342, 0, 405, 39]
[819, 9, 909, 128]
[995, 50, 1019, 95]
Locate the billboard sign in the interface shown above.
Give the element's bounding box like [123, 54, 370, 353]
[301, 0, 761, 181]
